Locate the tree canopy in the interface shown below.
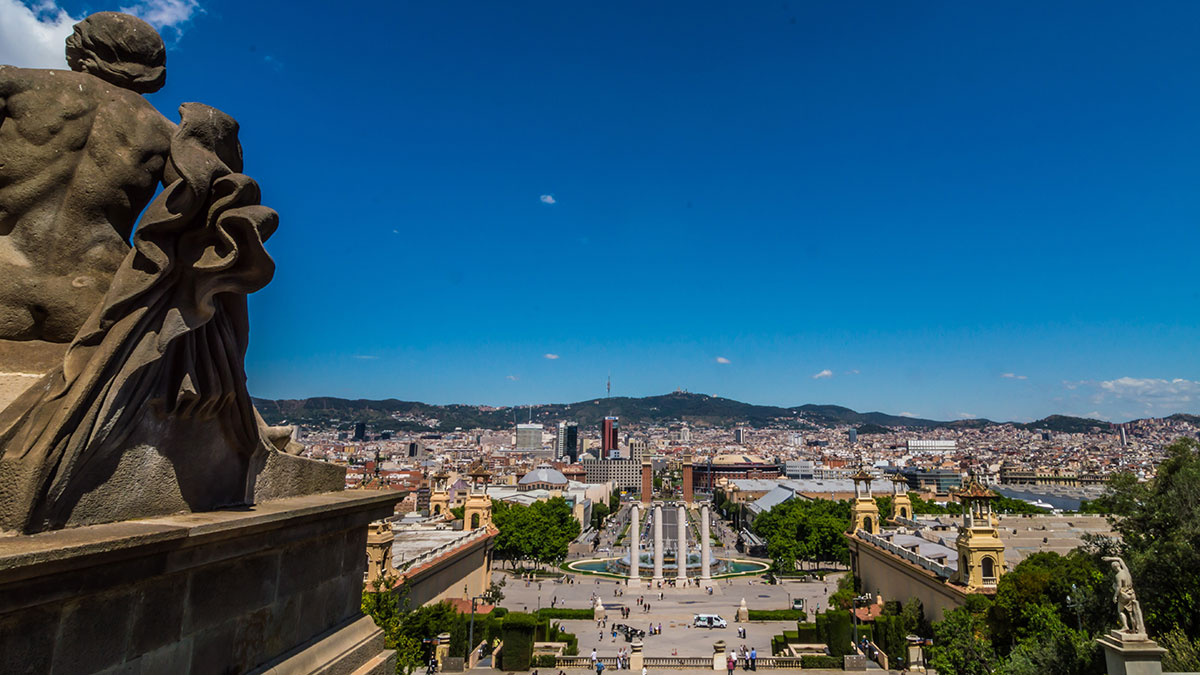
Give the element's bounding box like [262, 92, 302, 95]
[752, 498, 850, 572]
[491, 497, 581, 567]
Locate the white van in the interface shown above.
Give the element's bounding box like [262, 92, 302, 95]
[693, 614, 728, 629]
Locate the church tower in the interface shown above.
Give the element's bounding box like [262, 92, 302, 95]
[428, 468, 451, 519]
[849, 470, 881, 535]
[952, 481, 1006, 591]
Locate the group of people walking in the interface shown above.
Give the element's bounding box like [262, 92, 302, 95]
[724, 646, 757, 674]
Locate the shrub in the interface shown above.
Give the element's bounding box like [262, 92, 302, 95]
[817, 610, 853, 658]
[501, 612, 538, 670]
[801, 654, 843, 669]
[874, 615, 908, 664]
[795, 622, 821, 644]
[535, 608, 594, 620]
[747, 609, 807, 621]
[533, 654, 558, 667]
[771, 634, 787, 656]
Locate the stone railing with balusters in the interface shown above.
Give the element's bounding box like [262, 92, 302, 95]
[857, 529, 955, 580]
[396, 526, 492, 572]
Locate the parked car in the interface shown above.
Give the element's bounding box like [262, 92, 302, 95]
[693, 614, 728, 629]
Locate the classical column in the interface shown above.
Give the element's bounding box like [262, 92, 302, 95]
[676, 504, 687, 582]
[700, 504, 712, 582]
[653, 504, 664, 581]
[628, 504, 641, 586]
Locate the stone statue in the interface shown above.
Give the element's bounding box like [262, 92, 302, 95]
[0, 12, 341, 534]
[1103, 556, 1147, 637]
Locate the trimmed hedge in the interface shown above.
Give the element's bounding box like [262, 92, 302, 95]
[535, 608, 594, 620]
[816, 610, 853, 658]
[501, 612, 538, 671]
[801, 654, 843, 669]
[533, 654, 558, 667]
[795, 622, 821, 644]
[747, 609, 807, 621]
[771, 635, 787, 656]
[874, 615, 907, 664]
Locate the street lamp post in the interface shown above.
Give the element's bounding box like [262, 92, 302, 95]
[468, 594, 488, 665]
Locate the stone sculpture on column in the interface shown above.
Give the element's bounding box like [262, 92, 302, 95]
[629, 504, 640, 585]
[676, 503, 687, 582]
[1096, 556, 1167, 675]
[701, 504, 712, 581]
[653, 503, 664, 582]
[0, 12, 341, 535]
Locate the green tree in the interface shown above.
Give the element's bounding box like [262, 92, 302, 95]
[1102, 437, 1200, 637]
[590, 499, 610, 530]
[929, 597, 997, 675]
[994, 606, 1100, 675]
[361, 578, 428, 675]
[987, 551, 1112, 650]
[752, 498, 851, 572]
[1160, 626, 1200, 672]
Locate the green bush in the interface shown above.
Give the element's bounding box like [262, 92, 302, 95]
[534, 608, 594, 620]
[747, 609, 807, 621]
[817, 610, 853, 658]
[493, 607, 509, 618]
[795, 622, 821, 644]
[533, 654, 558, 667]
[801, 654, 843, 669]
[501, 612, 538, 671]
[874, 615, 908, 664]
[771, 634, 787, 656]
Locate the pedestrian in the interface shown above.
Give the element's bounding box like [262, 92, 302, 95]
[726, 652, 735, 675]
[750, 647, 757, 671]
[590, 649, 598, 668]
[597, 659, 606, 675]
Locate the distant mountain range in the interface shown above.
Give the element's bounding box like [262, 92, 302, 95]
[252, 391, 1129, 434]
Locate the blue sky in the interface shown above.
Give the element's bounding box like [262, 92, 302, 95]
[6, 1, 1200, 422]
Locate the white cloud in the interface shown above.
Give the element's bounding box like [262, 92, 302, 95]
[0, 0, 200, 70]
[715, 356, 731, 364]
[1063, 376, 1200, 417]
[846, 369, 861, 375]
[898, 412, 918, 418]
[506, 375, 519, 381]
[0, 0, 74, 68]
[958, 412, 978, 419]
[540, 194, 556, 204]
[543, 353, 559, 360]
[812, 369, 833, 380]
[1001, 372, 1028, 380]
[119, 0, 200, 35]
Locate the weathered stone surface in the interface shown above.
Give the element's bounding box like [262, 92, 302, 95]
[0, 491, 402, 675]
[0, 12, 344, 535]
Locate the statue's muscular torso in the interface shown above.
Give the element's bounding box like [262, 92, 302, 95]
[0, 65, 174, 342]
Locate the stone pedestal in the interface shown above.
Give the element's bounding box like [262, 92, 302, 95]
[712, 641, 727, 672]
[630, 639, 644, 672]
[736, 598, 749, 622]
[594, 597, 606, 621]
[0, 490, 402, 674]
[436, 632, 452, 670]
[905, 636, 926, 671]
[1097, 631, 1167, 675]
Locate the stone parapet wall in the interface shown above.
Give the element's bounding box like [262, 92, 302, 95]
[0, 490, 402, 674]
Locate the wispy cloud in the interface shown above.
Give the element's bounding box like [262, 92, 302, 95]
[846, 369, 861, 375]
[958, 412, 978, 419]
[506, 375, 520, 381]
[812, 369, 833, 379]
[898, 412, 918, 418]
[715, 356, 731, 364]
[540, 194, 556, 204]
[119, 0, 201, 36]
[1001, 372, 1028, 380]
[352, 355, 379, 360]
[543, 353, 559, 360]
[0, 0, 201, 69]
[1063, 376, 1200, 417]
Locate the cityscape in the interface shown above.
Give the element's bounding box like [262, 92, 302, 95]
[1, 2, 1199, 675]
